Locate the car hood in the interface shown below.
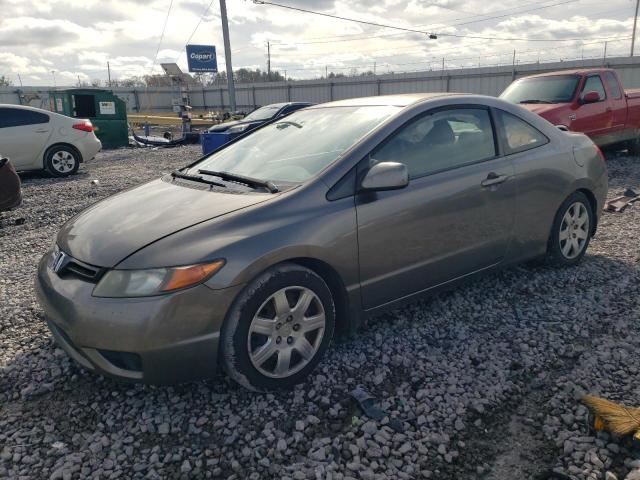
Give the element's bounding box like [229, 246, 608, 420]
[519, 103, 563, 115]
[57, 178, 272, 268]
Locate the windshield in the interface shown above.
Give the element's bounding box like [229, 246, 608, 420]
[191, 105, 400, 183]
[501, 75, 580, 104]
[243, 105, 282, 121]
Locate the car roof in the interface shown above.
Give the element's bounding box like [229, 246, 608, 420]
[0, 103, 50, 112]
[307, 92, 469, 109]
[521, 68, 610, 79]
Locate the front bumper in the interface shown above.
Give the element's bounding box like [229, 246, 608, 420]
[35, 253, 244, 384]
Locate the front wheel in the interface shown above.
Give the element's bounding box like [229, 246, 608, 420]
[44, 146, 80, 177]
[220, 263, 335, 391]
[546, 191, 594, 267]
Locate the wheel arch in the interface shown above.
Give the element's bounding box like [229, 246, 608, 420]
[575, 187, 598, 236]
[285, 257, 353, 338]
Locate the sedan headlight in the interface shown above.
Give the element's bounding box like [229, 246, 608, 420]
[92, 260, 225, 298]
[228, 124, 250, 134]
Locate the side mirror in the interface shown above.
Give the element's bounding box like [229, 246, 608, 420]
[361, 161, 409, 192]
[582, 91, 600, 104]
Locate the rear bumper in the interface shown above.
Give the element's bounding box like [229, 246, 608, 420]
[35, 252, 244, 384]
[76, 135, 102, 162]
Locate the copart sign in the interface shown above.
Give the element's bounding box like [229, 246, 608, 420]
[186, 45, 217, 73]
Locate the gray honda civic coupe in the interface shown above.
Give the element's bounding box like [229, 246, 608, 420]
[36, 93, 608, 391]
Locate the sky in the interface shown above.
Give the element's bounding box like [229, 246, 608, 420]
[0, 0, 638, 86]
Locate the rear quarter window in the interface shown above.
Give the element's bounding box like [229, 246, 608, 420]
[496, 109, 549, 155]
[0, 108, 50, 128]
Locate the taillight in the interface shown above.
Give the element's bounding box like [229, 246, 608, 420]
[72, 121, 93, 132]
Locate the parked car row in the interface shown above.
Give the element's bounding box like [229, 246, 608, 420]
[36, 93, 608, 390]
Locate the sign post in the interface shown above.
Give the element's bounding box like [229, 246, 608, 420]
[219, 0, 236, 112]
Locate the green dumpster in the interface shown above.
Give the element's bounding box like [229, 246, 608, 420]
[49, 88, 128, 149]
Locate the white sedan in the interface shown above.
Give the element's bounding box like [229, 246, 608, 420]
[0, 104, 101, 177]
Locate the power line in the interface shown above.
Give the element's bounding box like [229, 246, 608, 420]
[183, 0, 217, 49]
[149, 0, 175, 75]
[253, 0, 621, 44]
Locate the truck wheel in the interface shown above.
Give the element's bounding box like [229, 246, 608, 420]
[44, 146, 80, 177]
[627, 138, 640, 156]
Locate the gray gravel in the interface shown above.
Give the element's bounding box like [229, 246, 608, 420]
[1, 146, 640, 479]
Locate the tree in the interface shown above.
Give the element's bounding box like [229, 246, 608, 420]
[0, 75, 12, 87]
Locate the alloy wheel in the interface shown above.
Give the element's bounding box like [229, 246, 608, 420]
[559, 202, 590, 259]
[51, 150, 76, 174]
[247, 286, 325, 379]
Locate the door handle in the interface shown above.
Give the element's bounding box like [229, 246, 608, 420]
[35, 129, 49, 133]
[481, 172, 508, 187]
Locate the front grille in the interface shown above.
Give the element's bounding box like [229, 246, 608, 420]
[52, 248, 104, 283]
[63, 260, 102, 281]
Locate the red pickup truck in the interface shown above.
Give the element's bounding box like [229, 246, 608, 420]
[500, 68, 640, 152]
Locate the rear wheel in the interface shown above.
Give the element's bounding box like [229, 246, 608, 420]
[220, 263, 335, 391]
[546, 191, 593, 266]
[44, 146, 80, 177]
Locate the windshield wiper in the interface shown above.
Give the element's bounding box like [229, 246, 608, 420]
[171, 170, 227, 188]
[519, 99, 553, 104]
[198, 169, 279, 193]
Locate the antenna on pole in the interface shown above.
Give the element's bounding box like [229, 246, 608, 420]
[219, 0, 236, 112]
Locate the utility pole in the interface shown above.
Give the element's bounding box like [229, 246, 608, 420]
[325, 65, 328, 79]
[77, 75, 81, 87]
[51, 70, 57, 88]
[632, 0, 640, 56]
[441, 57, 445, 71]
[107, 61, 111, 87]
[17, 74, 23, 88]
[220, 0, 236, 112]
[511, 49, 516, 80]
[267, 41, 271, 79]
[603, 41, 608, 65]
[373, 61, 376, 75]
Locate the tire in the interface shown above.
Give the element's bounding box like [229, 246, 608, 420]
[627, 137, 640, 156]
[44, 145, 80, 177]
[546, 191, 594, 267]
[221, 263, 335, 391]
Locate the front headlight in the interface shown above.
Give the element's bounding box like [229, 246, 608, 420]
[92, 260, 225, 298]
[228, 124, 249, 134]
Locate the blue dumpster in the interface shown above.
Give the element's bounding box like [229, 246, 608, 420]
[201, 132, 233, 155]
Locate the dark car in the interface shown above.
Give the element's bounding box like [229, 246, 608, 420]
[0, 157, 22, 212]
[208, 102, 314, 135]
[36, 93, 607, 391]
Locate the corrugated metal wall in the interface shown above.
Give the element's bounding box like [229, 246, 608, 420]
[4, 55, 640, 112]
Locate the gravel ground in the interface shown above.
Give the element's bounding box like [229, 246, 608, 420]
[1, 146, 639, 480]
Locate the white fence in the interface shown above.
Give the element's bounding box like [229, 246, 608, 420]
[4, 56, 640, 113]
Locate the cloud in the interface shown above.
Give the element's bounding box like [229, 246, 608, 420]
[0, 0, 636, 85]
